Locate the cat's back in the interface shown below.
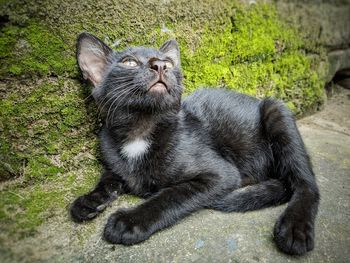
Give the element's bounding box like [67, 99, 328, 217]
[182, 88, 261, 131]
[181, 88, 266, 166]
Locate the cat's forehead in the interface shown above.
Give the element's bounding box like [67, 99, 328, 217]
[118, 47, 164, 60]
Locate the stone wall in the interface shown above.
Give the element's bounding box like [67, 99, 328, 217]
[274, 0, 350, 83]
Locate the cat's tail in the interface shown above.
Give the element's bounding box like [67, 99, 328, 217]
[211, 179, 292, 212]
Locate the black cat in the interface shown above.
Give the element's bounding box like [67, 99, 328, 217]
[70, 32, 319, 255]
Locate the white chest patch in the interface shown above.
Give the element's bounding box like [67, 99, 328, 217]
[121, 138, 150, 159]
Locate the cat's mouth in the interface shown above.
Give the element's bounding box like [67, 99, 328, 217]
[149, 81, 168, 94]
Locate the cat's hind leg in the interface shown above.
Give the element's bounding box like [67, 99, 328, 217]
[260, 98, 320, 255]
[210, 179, 292, 212]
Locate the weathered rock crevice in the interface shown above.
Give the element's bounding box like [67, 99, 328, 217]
[327, 49, 350, 89]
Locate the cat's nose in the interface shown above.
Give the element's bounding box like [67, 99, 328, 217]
[150, 60, 167, 74]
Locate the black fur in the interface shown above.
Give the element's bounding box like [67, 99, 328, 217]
[71, 32, 319, 255]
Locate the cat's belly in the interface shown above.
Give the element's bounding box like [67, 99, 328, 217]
[121, 138, 243, 197]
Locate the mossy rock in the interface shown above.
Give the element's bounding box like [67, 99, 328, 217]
[0, 0, 327, 243]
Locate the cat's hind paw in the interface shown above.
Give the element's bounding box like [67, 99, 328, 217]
[273, 213, 315, 255]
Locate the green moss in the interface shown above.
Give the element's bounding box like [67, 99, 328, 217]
[0, 21, 76, 77]
[118, 195, 142, 206]
[25, 156, 64, 180]
[180, 4, 324, 115]
[0, 141, 22, 180]
[0, 1, 325, 114]
[0, 184, 63, 238]
[61, 107, 84, 127]
[0, 78, 97, 179]
[0, 165, 100, 240]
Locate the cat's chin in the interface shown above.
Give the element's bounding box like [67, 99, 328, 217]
[149, 82, 168, 94]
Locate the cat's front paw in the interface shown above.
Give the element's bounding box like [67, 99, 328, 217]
[274, 212, 315, 255]
[70, 193, 110, 222]
[103, 209, 150, 245]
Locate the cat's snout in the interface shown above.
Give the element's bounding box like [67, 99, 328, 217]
[150, 60, 167, 74]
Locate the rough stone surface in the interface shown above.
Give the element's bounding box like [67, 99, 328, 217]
[274, 0, 350, 47]
[275, 0, 350, 82]
[1, 88, 349, 263]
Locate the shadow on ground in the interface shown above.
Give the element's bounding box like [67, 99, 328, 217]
[1, 89, 349, 263]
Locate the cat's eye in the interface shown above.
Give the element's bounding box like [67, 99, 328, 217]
[122, 58, 138, 67]
[165, 60, 173, 69]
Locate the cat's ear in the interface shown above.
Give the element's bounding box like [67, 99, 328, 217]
[77, 32, 113, 87]
[159, 39, 180, 67]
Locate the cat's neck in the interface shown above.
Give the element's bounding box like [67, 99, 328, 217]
[105, 110, 180, 160]
[107, 109, 180, 143]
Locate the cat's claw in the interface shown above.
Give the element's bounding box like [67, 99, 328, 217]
[273, 213, 315, 255]
[96, 203, 108, 211]
[103, 209, 150, 245]
[87, 212, 99, 219]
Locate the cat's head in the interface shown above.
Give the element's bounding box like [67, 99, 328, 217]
[76, 32, 183, 123]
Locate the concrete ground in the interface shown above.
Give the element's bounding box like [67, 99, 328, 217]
[1, 88, 349, 263]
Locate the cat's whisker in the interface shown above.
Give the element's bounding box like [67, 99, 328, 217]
[99, 85, 132, 119]
[106, 91, 129, 126]
[100, 92, 121, 122]
[111, 84, 140, 123]
[98, 81, 135, 115]
[109, 89, 137, 126]
[126, 85, 142, 116]
[97, 91, 123, 120]
[106, 86, 136, 126]
[83, 93, 94, 101]
[106, 76, 135, 83]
